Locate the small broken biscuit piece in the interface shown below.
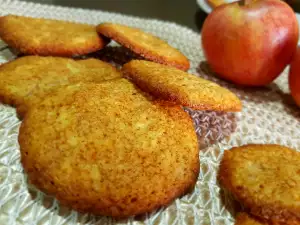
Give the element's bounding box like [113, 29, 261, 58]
[0, 14, 107, 56]
[219, 144, 300, 225]
[19, 79, 199, 218]
[96, 23, 190, 71]
[122, 60, 241, 112]
[0, 56, 121, 117]
[235, 213, 268, 225]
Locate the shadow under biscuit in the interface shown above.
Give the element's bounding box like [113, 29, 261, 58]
[184, 108, 237, 149]
[86, 45, 144, 69]
[218, 186, 243, 220]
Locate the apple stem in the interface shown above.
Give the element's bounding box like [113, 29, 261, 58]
[239, 0, 251, 6]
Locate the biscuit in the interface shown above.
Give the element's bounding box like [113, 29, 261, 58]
[96, 23, 190, 71]
[235, 213, 267, 225]
[0, 56, 121, 117]
[19, 79, 199, 217]
[219, 144, 300, 224]
[0, 15, 107, 56]
[122, 60, 242, 112]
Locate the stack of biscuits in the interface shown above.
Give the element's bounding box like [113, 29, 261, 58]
[0, 14, 244, 218]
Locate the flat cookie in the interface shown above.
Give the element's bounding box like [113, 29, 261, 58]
[0, 56, 121, 117]
[122, 60, 242, 112]
[0, 15, 107, 56]
[219, 144, 300, 224]
[235, 213, 267, 225]
[19, 79, 199, 218]
[96, 23, 190, 71]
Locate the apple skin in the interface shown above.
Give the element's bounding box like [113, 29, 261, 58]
[289, 47, 300, 107]
[202, 0, 299, 86]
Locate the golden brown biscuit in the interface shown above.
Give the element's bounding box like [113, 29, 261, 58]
[235, 213, 268, 225]
[96, 23, 190, 71]
[122, 60, 241, 112]
[0, 56, 121, 117]
[219, 144, 300, 224]
[19, 79, 199, 218]
[0, 15, 107, 56]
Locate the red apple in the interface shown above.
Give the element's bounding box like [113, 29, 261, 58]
[202, 0, 299, 86]
[289, 46, 300, 107]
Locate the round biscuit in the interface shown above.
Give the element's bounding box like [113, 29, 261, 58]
[96, 23, 190, 71]
[219, 144, 300, 224]
[0, 15, 107, 56]
[19, 79, 199, 218]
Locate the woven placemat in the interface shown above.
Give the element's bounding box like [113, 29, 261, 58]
[0, 1, 299, 225]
